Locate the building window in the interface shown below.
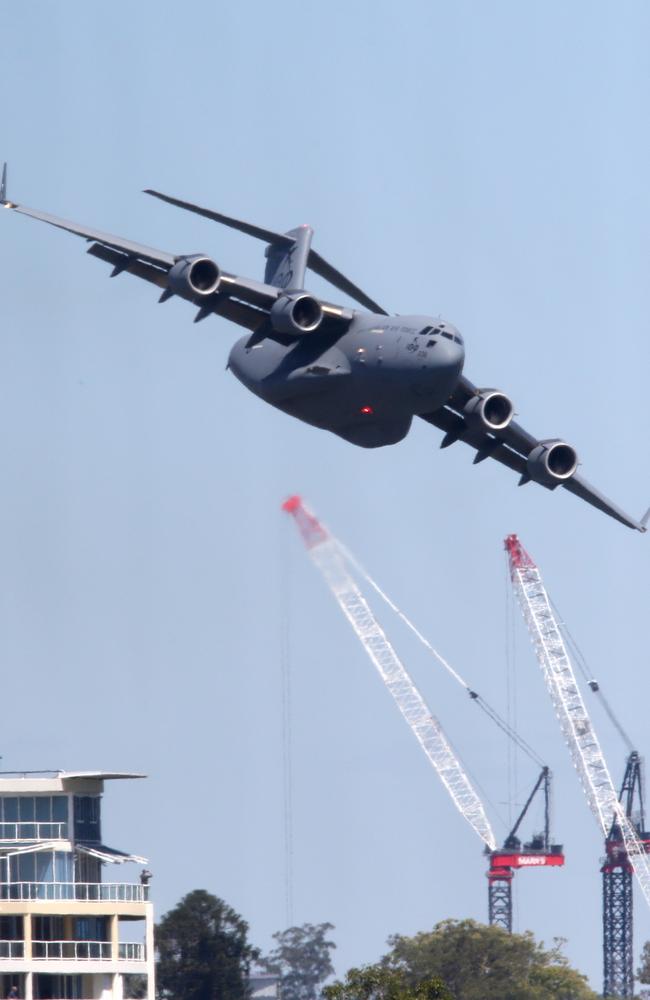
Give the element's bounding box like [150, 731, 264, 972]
[0, 796, 68, 840]
[6, 851, 73, 885]
[0, 917, 22, 940]
[73, 797, 101, 843]
[33, 975, 83, 1000]
[75, 853, 100, 885]
[74, 917, 108, 941]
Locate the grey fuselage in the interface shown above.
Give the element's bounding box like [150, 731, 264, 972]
[228, 314, 465, 448]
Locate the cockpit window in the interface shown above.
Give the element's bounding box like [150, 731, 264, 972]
[419, 326, 434, 337]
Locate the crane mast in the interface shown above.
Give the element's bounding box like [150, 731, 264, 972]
[602, 752, 650, 998]
[283, 495, 497, 850]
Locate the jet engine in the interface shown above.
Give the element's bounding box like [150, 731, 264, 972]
[270, 293, 323, 336]
[464, 389, 514, 433]
[526, 440, 578, 488]
[167, 255, 221, 299]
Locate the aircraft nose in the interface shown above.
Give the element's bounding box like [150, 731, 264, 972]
[438, 337, 464, 378]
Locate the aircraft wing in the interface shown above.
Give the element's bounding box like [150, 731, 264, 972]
[2, 185, 352, 333]
[420, 375, 648, 532]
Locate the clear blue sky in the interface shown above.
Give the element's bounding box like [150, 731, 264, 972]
[1, 0, 649, 990]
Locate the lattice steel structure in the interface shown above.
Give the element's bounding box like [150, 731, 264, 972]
[284, 495, 496, 850]
[284, 498, 564, 933]
[504, 535, 650, 907]
[505, 535, 650, 997]
[487, 768, 564, 934]
[602, 866, 633, 997]
[602, 753, 650, 999]
[488, 871, 513, 931]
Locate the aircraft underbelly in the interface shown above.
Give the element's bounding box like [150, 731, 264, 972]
[228, 335, 458, 448]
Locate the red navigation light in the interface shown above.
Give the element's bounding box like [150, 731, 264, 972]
[360, 405, 374, 415]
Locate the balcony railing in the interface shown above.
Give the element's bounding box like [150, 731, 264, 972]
[0, 882, 148, 902]
[0, 940, 146, 962]
[118, 942, 145, 961]
[0, 822, 68, 841]
[33, 940, 112, 960]
[0, 941, 24, 958]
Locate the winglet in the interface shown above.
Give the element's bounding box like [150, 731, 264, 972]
[1, 163, 7, 204]
[640, 506, 650, 532]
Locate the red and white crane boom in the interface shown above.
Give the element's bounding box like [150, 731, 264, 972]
[505, 534, 650, 910]
[284, 495, 497, 851]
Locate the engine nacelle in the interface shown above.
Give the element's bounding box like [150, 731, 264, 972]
[167, 255, 221, 299]
[464, 389, 514, 433]
[526, 440, 578, 488]
[270, 293, 323, 336]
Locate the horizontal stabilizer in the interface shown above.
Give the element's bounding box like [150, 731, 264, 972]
[144, 188, 388, 314]
[144, 189, 294, 248]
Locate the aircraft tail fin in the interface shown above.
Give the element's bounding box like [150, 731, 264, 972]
[144, 188, 312, 288]
[1, 163, 7, 204]
[264, 225, 313, 290]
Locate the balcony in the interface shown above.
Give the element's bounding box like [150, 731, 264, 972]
[0, 882, 148, 902]
[33, 940, 112, 960]
[0, 822, 68, 841]
[0, 940, 146, 961]
[118, 943, 146, 961]
[0, 941, 24, 958]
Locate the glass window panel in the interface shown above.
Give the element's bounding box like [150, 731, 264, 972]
[54, 853, 72, 883]
[74, 917, 106, 941]
[19, 798, 34, 821]
[52, 797, 67, 823]
[35, 853, 54, 883]
[73, 796, 101, 841]
[15, 854, 35, 882]
[3, 799, 17, 822]
[35, 798, 50, 822]
[0, 916, 21, 939]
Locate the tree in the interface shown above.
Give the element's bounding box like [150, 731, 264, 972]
[353, 920, 597, 1000]
[323, 964, 452, 1000]
[155, 889, 259, 1000]
[261, 922, 337, 1000]
[637, 939, 650, 997]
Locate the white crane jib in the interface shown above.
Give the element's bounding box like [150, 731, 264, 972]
[283, 495, 497, 852]
[504, 533, 650, 909]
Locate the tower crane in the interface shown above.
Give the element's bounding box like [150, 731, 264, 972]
[601, 752, 650, 997]
[283, 496, 563, 930]
[505, 533, 650, 998]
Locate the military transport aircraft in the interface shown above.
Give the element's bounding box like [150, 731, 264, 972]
[1, 165, 647, 532]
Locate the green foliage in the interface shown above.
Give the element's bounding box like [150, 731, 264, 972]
[323, 964, 452, 1000]
[261, 922, 336, 1000]
[155, 889, 259, 1000]
[123, 975, 147, 999]
[639, 939, 650, 982]
[332, 920, 598, 1000]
